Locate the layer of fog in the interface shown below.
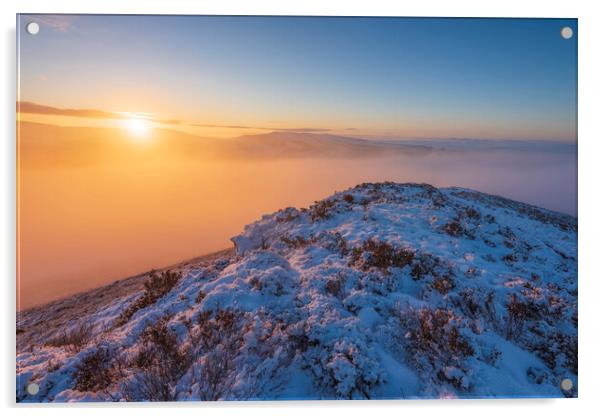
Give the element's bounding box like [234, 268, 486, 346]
[19, 124, 576, 309]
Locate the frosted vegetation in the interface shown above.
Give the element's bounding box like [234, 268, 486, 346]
[17, 183, 577, 401]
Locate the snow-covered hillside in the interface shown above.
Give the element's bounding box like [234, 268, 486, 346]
[16, 183, 577, 401]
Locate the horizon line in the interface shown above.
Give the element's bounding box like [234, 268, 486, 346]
[17, 101, 577, 143]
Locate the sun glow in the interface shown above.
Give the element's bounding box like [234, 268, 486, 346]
[124, 117, 152, 138]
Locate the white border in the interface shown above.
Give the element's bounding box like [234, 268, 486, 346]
[2, 1, 601, 415]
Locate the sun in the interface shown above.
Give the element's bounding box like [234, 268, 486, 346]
[124, 117, 152, 138]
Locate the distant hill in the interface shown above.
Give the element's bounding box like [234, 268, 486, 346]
[18, 122, 433, 167]
[226, 131, 432, 158]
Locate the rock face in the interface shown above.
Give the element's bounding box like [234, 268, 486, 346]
[16, 183, 577, 402]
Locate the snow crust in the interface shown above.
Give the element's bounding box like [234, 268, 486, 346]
[17, 183, 577, 401]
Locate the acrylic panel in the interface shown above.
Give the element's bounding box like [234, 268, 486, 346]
[16, 15, 577, 402]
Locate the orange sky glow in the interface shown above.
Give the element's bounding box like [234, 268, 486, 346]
[16, 15, 577, 310]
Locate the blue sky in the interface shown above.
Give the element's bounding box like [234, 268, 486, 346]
[18, 15, 577, 140]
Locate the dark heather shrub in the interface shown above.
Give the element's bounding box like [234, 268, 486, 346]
[129, 316, 192, 401]
[127, 369, 176, 401]
[398, 308, 474, 390]
[464, 207, 481, 220]
[133, 316, 191, 375]
[281, 235, 310, 249]
[441, 219, 464, 237]
[191, 309, 248, 400]
[143, 270, 182, 296]
[45, 321, 93, 353]
[499, 225, 517, 242]
[451, 288, 501, 333]
[432, 275, 455, 295]
[505, 292, 548, 340]
[411, 253, 440, 280]
[196, 348, 238, 401]
[195, 309, 245, 352]
[288, 326, 310, 353]
[505, 293, 528, 340]
[195, 290, 206, 303]
[115, 270, 182, 326]
[319, 231, 349, 255]
[351, 239, 415, 273]
[309, 199, 337, 221]
[276, 207, 300, 223]
[410, 252, 455, 286]
[402, 308, 474, 360]
[325, 274, 346, 298]
[47, 359, 62, 373]
[73, 347, 114, 391]
[528, 331, 577, 375]
[249, 276, 262, 291]
[502, 253, 517, 264]
[343, 194, 354, 204]
[459, 288, 480, 316]
[455, 288, 487, 317]
[501, 289, 577, 376]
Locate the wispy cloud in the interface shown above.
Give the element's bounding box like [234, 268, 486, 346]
[190, 123, 329, 133]
[17, 101, 340, 134]
[26, 15, 76, 32]
[18, 101, 126, 120]
[273, 128, 331, 133]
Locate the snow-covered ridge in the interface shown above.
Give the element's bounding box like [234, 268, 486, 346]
[17, 183, 577, 401]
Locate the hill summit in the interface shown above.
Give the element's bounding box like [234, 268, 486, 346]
[17, 183, 577, 401]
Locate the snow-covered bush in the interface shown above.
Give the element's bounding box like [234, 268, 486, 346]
[126, 316, 192, 401]
[309, 198, 339, 221]
[115, 270, 182, 326]
[303, 336, 383, 399]
[45, 320, 93, 353]
[397, 307, 474, 391]
[73, 345, 115, 391]
[410, 252, 451, 281]
[350, 239, 414, 273]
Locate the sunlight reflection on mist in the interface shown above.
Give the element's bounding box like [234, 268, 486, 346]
[19, 128, 576, 308]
